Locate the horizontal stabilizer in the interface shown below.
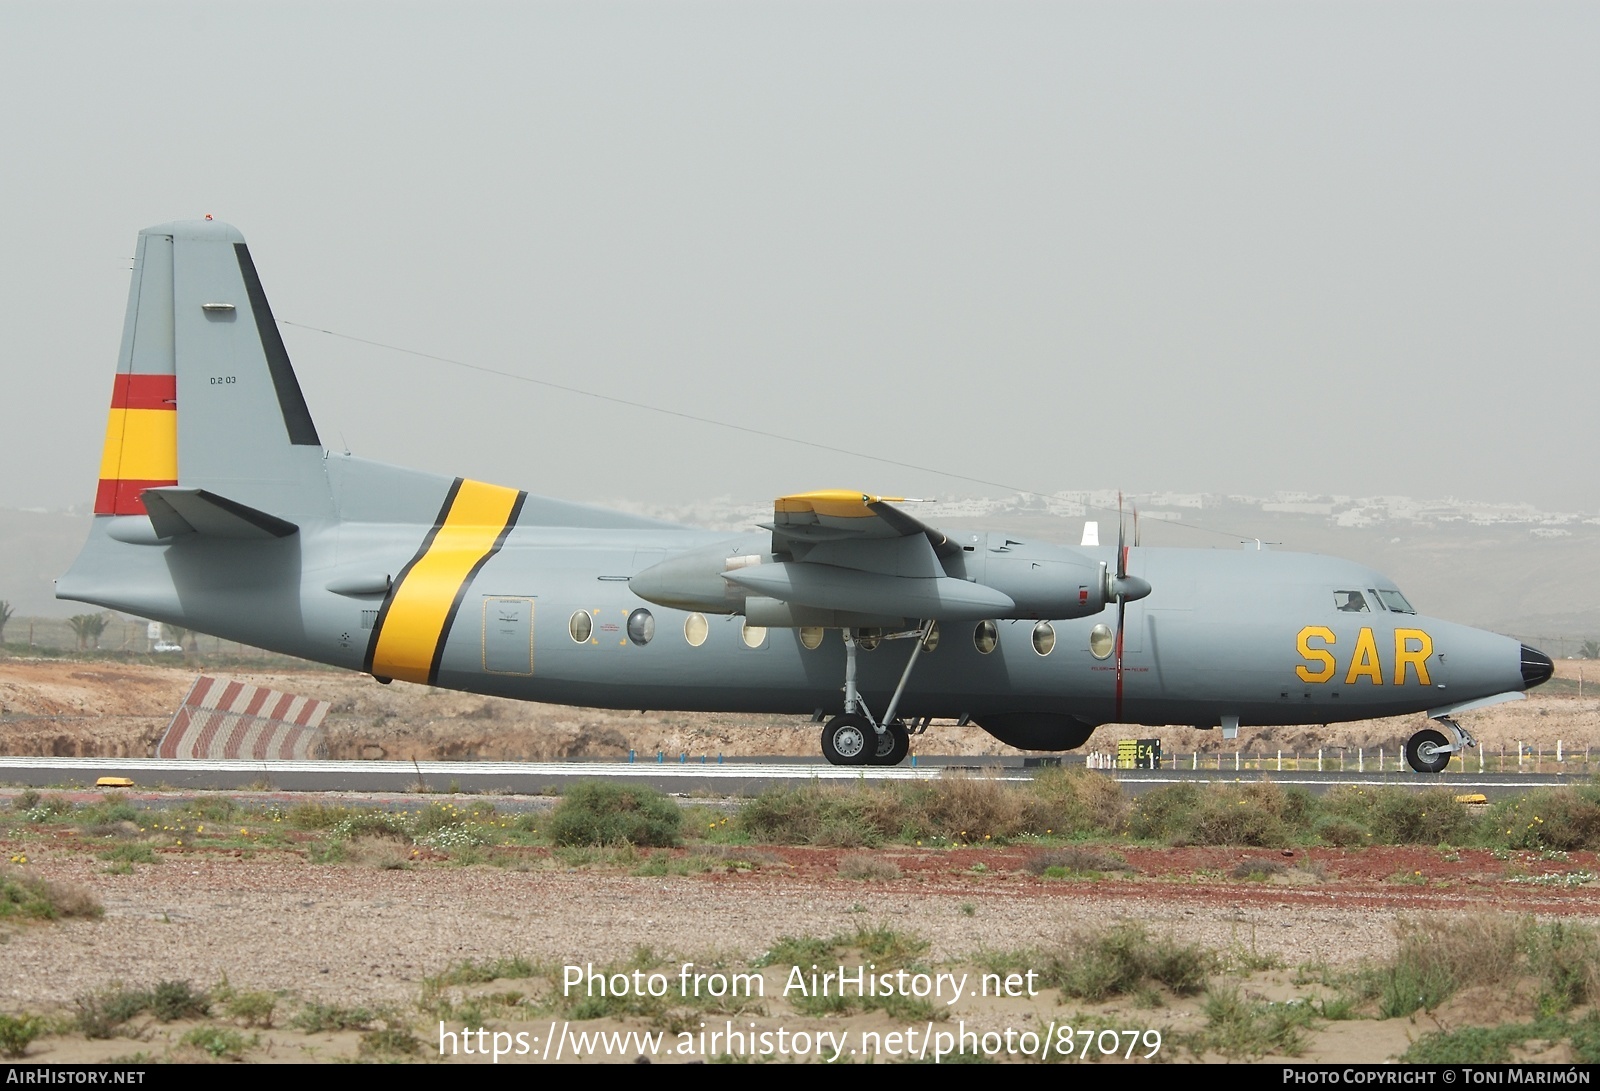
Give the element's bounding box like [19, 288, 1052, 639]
[142, 487, 299, 540]
[724, 561, 1014, 621]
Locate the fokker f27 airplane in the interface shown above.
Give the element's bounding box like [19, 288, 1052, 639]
[59, 220, 1554, 772]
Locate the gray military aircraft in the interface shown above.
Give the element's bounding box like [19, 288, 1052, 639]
[58, 220, 1554, 773]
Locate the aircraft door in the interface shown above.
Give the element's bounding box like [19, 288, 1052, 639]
[482, 597, 534, 675]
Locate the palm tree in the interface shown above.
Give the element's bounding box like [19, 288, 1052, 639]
[68, 613, 110, 651]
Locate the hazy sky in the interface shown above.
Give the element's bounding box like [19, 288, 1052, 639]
[3, 2, 1596, 516]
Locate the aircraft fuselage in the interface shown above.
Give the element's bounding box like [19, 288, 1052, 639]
[60, 453, 1530, 747]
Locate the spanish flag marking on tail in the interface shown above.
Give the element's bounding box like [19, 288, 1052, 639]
[94, 374, 178, 515]
[365, 478, 526, 685]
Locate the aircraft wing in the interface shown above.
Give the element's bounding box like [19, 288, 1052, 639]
[762, 490, 959, 562]
[733, 490, 1012, 621]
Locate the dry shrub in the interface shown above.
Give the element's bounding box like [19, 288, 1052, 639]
[1023, 847, 1131, 876]
[1025, 767, 1129, 836]
[1487, 784, 1600, 852]
[346, 836, 415, 870]
[1313, 815, 1371, 847]
[737, 773, 1119, 846]
[739, 784, 898, 846]
[0, 866, 102, 921]
[914, 776, 1027, 841]
[837, 853, 900, 881]
[1527, 921, 1600, 1014]
[854, 788, 917, 844]
[41, 878, 102, 919]
[1376, 915, 1526, 1017]
[694, 845, 783, 867]
[1129, 782, 1201, 842]
[1326, 785, 1472, 845]
[548, 782, 682, 847]
[1042, 923, 1215, 1000]
[1184, 782, 1294, 847]
[1229, 858, 1290, 880]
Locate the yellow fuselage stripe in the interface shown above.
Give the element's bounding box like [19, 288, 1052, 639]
[371, 480, 522, 684]
[99, 407, 177, 481]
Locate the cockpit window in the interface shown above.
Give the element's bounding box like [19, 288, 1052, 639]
[1335, 590, 1369, 613]
[1376, 589, 1415, 614]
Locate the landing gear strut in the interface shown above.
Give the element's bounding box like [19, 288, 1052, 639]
[1404, 715, 1476, 774]
[819, 622, 933, 767]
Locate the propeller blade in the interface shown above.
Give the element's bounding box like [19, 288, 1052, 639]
[1110, 490, 1146, 723]
[1114, 592, 1127, 722]
[1116, 492, 1128, 581]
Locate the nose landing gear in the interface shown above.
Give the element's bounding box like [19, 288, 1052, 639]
[1404, 715, 1476, 774]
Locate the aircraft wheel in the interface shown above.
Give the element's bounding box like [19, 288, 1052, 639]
[821, 714, 872, 766]
[1405, 728, 1452, 774]
[869, 722, 911, 766]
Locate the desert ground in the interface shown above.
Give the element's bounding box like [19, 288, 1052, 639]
[2, 655, 1599, 1064]
[2, 653, 1597, 765]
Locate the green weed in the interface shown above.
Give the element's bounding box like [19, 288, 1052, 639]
[1198, 988, 1313, 1059]
[0, 867, 102, 920]
[1042, 923, 1215, 1001]
[292, 1002, 378, 1033]
[182, 1025, 256, 1060]
[547, 782, 682, 847]
[0, 1014, 44, 1058]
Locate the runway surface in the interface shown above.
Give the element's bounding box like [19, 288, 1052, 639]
[0, 755, 1581, 797]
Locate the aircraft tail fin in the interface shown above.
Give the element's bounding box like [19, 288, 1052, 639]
[93, 220, 331, 522]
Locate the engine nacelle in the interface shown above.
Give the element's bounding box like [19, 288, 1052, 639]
[628, 535, 768, 614]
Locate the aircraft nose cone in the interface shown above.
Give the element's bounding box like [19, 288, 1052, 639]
[1520, 645, 1554, 689]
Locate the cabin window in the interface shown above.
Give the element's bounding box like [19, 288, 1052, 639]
[627, 608, 655, 646]
[568, 610, 593, 643]
[1089, 623, 1113, 660]
[973, 620, 998, 655]
[1376, 589, 1416, 614]
[799, 627, 824, 650]
[1334, 590, 1370, 613]
[741, 622, 767, 649]
[684, 613, 709, 647]
[1032, 621, 1055, 656]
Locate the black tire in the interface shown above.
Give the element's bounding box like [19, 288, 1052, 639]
[1405, 728, 1451, 774]
[821, 714, 872, 766]
[869, 722, 911, 766]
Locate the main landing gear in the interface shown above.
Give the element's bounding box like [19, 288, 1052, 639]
[819, 622, 934, 767]
[820, 714, 909, 766]
[1404, 716, 1476, 774]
